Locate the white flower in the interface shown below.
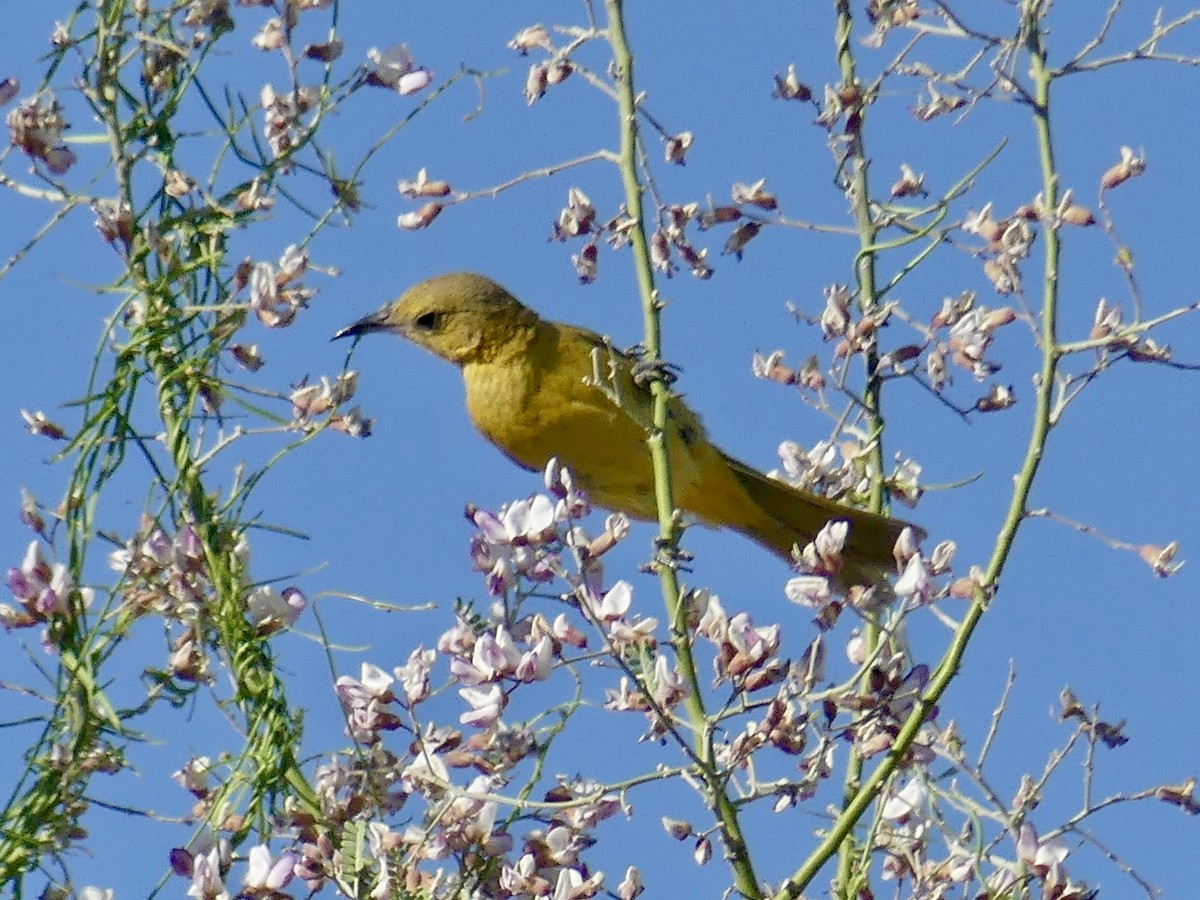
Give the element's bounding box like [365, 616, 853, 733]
[894, 554, 933, 604]
[881, 779, 927, 820]
[784, 575, 831, 608]
[459, 683, 505, 726]
[246, 585, 305, 633]
[366, 44, 432, 95]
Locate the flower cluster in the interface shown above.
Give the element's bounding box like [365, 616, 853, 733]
[3, 540, 91, 646]
[469, 459, 606, 595]
[222, 465, 659, 896]
[108, 520, 213, 620]
[873, 780, 1097, 898]
[274, 618, 628, 898]
[289, 371, 372, 437]
[251, 0, 430, 161]
[694, 591, 784, 693]
[550, 186, 766, 283]
[171, 834, 298, 900]
[245, 244, 315, 329]
[105, 519, 304, 681]
[506, 23, 573, 106]
[6, 90, 76, 174]
[260, 83, 321, 163]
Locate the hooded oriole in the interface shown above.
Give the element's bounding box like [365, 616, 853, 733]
[336, 272, 917, 579]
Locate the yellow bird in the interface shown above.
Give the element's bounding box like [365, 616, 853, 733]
[335, 272, 916, 580]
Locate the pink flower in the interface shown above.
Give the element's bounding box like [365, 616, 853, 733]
[459, 683, 505, 727]
[650, 653, 687, 707]
[894, 554, 934, 604]
[242, 844, 296, 893]
[881, 779, 927, 820]
[246, 585, 305, 633]
[784, 575, 831, 609]
[581, 578, 633, 622]
[515, 635, 554, 682]
[394, 646, 436, 704]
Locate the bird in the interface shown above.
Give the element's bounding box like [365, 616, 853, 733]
[334, 272, 918, 581]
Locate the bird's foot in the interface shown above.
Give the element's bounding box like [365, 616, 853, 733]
[645, 532, 694, 573]
[628, 353, 682, 387]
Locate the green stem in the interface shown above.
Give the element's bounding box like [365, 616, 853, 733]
[604, 2, 760, 896]
[831, 3, 887, 895]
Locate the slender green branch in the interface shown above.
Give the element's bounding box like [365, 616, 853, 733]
[604, 2, 761, 896]
[831, 3, 890, 895]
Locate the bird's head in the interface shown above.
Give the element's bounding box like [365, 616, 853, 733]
[334, 272, 541, 366]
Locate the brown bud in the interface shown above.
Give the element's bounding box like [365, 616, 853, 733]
[664, 131, 694, 165]
[981, 307, 1017, 331]
[837, 83, 862, 107]
[1100, 146, 1146, 191]
[722, 221, 762, 259]
[545, 59, 573, 86]
[1060, 204, 1095, 226]
[982, 258, 1017, 295]
[698, 205, 741, 230]
[974, 383, 1015, 412]
[232, 257, 253, 292]
[662, 817, 693, 840]
[20, 409, 66, 440]
[948, 577, 976, 600]
[877, 344, 922, 373]
[508, 24, 551, 54]
[303, 40, 344, 62]
[1139, 541, 1182, 577]
[398, 168, 452, 198]
[396, 201, 443, 230]
[889, 163, 925, 199]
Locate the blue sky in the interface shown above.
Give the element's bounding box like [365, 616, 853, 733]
[2, 1, 1199, 896]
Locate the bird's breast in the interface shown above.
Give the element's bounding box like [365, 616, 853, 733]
[461, 356, 665, 518]
[462, 359, 565, 474]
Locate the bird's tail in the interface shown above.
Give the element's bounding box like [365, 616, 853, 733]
[720, 452, 918, 576]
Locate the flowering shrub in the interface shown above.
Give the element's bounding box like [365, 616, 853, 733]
[1, 2, 1196, 898]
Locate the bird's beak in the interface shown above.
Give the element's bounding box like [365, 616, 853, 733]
[332, 307, 393, 341]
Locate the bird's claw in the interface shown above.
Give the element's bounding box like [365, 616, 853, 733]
[630, 355, 682, 387]
[650, 532, 694, 572]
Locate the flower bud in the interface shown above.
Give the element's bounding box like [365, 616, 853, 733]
[397, 201, 443, 230]
[508, 24, 551, 54]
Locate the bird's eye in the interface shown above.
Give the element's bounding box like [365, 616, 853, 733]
[414, 311, 443, 330]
